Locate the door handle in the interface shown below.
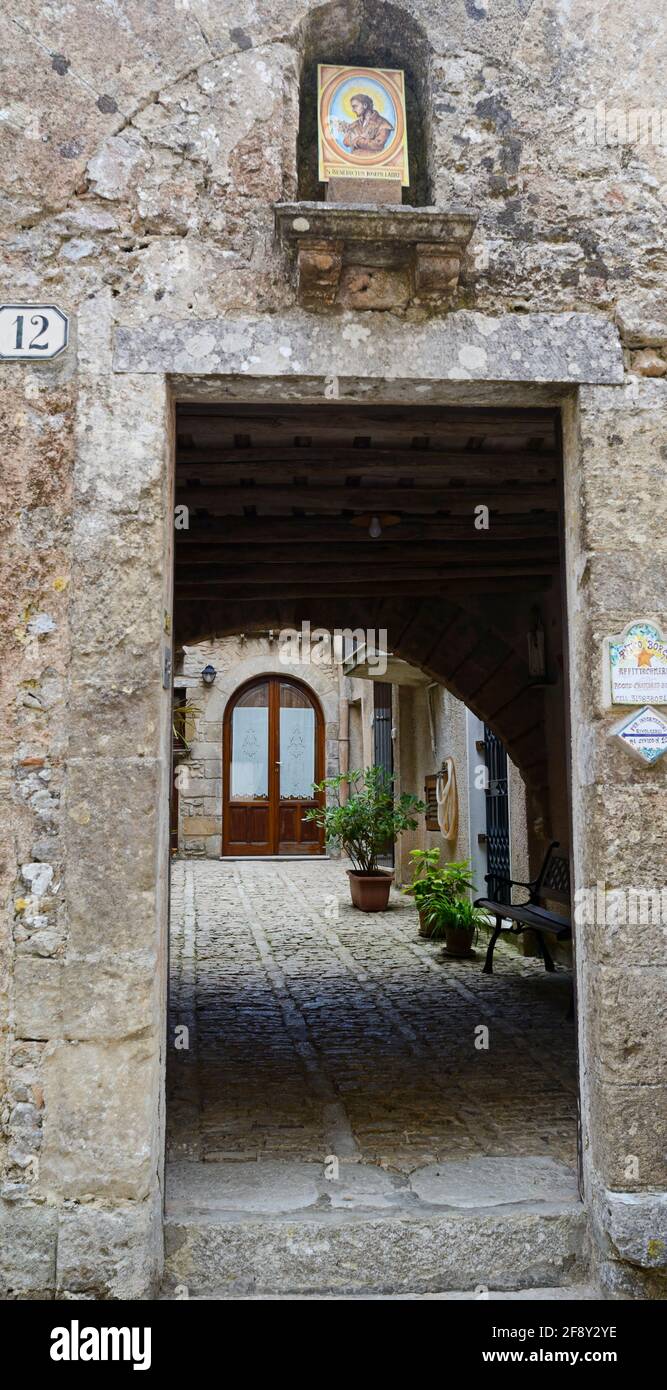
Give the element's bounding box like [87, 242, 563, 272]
[275, 760, 281, 765]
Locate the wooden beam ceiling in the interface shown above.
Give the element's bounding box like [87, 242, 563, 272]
[174, 402, 561, 617]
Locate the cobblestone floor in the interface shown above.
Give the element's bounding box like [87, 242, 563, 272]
[167, 860, 578, 1172]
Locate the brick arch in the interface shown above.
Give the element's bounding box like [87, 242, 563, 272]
[174, 589, 552, 799]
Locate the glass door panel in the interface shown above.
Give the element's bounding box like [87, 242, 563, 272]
[230, 682, 269, 800]
[279, 683, 315, 800]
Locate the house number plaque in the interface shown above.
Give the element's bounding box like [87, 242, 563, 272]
[0, 304, 69, 360]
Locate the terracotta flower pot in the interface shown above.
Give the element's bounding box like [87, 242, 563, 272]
[347, 869, 393, 912]
[418, 907, 433, 938]
[443, 924, 476, 958]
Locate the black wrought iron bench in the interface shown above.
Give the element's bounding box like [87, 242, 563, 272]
[475, 840, 572, 975]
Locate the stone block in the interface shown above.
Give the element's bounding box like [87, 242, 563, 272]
[591, 1184, 667, 1272]
[64, 757, 166, 954]
[327, 176, 402, 205]
[14, 958, 63, 1040]
[59, 957, 160, 1041]
[183, 817, 219, 836]
[40, 1037, 160, 1200]
[164, 1206, 587, 1296]
[577, 390, 667, 552]
[74, 372, 168, 514]
[414, 244, 461, 303]
[297, 238, 343, 309]
[578, 784, 667, 891]
[587, 1080, 667, 1190]
[617, 292, 667, 347]
[631, 349, 666, 377]
[582, 884, 667, 969]
[338, 265, 410, 311]
[587, 966, 667, 1085]
[56, 1198, 162, 1299]
[0, 1202, 57, 1298]
[115, 309, 624, 385]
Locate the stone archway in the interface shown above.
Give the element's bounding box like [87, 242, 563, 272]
[19, 305, 662, 1300]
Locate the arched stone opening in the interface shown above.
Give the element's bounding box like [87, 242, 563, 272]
[175, 585, 567, 878]
[296, 0, 433, 204]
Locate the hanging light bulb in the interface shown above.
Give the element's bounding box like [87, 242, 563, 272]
[368, 515, 382, 539]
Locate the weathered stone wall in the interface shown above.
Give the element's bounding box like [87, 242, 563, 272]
[563, 381, 667, 1297]
[1, 0, 665, 1297]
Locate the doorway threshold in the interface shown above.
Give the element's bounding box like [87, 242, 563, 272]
[219, 855, 331, 862]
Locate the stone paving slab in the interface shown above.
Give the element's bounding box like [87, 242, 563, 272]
[410, 1157, 580, 1209]
[166, 1156, 580, 1217]
[168, 859, 578, 1174]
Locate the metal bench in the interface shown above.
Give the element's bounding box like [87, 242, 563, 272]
[475, 840, 572, 975]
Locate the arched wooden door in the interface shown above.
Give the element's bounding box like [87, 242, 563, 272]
[222, 675, 325, 856]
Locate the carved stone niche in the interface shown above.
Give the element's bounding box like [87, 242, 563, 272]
[274, 203, 477, 312]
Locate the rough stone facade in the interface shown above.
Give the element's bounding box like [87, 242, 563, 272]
[1, 0, 666, 1297]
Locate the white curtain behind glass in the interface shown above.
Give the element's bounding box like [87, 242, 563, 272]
[231, 707, 269, 798]
[280, 707, 315, 799]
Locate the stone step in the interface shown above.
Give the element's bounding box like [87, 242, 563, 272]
[163, 1158, 589, 1298]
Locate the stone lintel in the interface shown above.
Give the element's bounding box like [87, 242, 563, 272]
[274, 201, 476, 310]
[114, 310, 624, 388]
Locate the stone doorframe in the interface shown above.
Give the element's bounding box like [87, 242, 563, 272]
[39, 296, 664, 1298]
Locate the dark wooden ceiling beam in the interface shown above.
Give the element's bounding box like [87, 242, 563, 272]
[175, 567, 557, 587]
[176, 403, 558, 432]
[175, 563, 556, 589]
[177, 446, 557, 470]
[176, 486, 558, 515]
[174, 576, 553, 599]
[174, 516, 558, 543]
[176, 541, 559, 568]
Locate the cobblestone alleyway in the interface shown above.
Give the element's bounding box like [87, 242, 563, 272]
[167, 860, 578, 1173]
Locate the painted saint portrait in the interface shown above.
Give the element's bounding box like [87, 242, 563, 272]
[318, 65, 409, 186]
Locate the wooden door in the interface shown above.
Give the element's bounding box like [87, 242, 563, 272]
[223, 675, 324, 856]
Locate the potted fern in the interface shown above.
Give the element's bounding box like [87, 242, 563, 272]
[423, 865, 488, 958]
[402, 850, 476, 938]
[305, 766, 426, 912]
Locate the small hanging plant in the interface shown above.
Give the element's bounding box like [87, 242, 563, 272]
[172, 700, 201, 753]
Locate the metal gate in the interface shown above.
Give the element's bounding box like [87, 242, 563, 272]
[373, 682, 394, 867]
[483, 725, 511, 902]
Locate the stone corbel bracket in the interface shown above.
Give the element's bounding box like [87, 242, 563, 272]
[274, 202, 477, 311]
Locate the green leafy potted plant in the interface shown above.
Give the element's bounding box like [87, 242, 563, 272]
[402, 850, 476, 938]
[305, 766, 426, 912]
[401, 848, 447, 935]
[425, 888, 488, 959]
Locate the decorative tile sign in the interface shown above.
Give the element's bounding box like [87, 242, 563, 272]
[607, 620, 667, 705]
[0, 304, 69, 360]
[317, 64, 409, 185]
[615, 705, 667, 764]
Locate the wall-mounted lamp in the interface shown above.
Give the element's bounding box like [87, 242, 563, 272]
[350, 512, 401, 539]
[201, 664, 217, 686]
